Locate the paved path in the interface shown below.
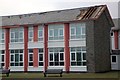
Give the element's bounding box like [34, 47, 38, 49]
[2, 78, 119, 80]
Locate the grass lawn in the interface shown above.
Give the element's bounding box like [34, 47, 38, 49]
[1, 71, 120, 79]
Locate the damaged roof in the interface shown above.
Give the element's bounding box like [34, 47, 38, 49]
[1, 5, 114, 27]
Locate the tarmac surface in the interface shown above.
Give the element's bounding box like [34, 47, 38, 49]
[1, 78, 119, 80]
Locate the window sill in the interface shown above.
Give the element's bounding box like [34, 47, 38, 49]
[9, 42, 24, 44]
[48, 40, 64, 42]
[70, 66, 86, 67]
[70, 39, 86, 41]
[0, 43, 5, 45]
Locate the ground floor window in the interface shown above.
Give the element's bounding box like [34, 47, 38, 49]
[28, 49, 33, 66]
[0, 50, 5, 67]
[39, 48, 44, 66]
[70, 47, 86, 66]
[10, 49, 24, 66]
[111, 55, 117, 63]
[49, 48, 64, 66]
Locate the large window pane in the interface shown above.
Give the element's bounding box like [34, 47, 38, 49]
[39, 54, 43, 61]
[50, 53, 53, 61]
[60, 53, 64, 61]
[49, 29, 54, 37]
[71, 28, 75, 35]
[71, 53, 75, 61]
[20, 54, 23, 61]
[59, 29, 63, 36]
[83, 53, 86, 60]
[29, 54, 33, 61]
[77, 52, 81, 61]
[38, 30, 43, 37]
[82, 27, 85, 35]
[2, 55, 4, 62]
[76, 27, 81, 36]
[54, 53, 59, 61]
[15, 54, 19, 62]
[11, 55, 14, 61]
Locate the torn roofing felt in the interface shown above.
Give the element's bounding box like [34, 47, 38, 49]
[1, 5, 114, 27]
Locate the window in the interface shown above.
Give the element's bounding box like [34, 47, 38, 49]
[38, 26, 43, 41]
[70, 23, 86, 39]
[0, 29, 5, 43]
[49, 29, 54, 40]
[39, 48, 44, 66]
[28, 49, 33, 66]
[28, 27, 33, 42]
[59, 28, 64, 39]
[110, 31, 114, 37]
[10, 28, 24, 43]
[48, 24, 64, 40]
[111, 55, 117, 63]
[10, 49, 24, 66]
[49, 48, 64, 66]
[0, 50, 5, 67]
[70, 47, 86, 66]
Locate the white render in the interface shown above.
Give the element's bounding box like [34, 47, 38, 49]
[28, 42, 44, 48]
[48, 41, 64, 48]
[69, 40, 86, 47]
[10, 67, 24, 71]
[111, 55, 120, 70]
[28, 67, 44, 71]
[70, 66, 87, 72]
[9, 43, 24, 49]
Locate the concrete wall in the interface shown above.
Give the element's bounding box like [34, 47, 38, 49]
[86, 11, 111, 72]
[86, 20, 96, 72]
[94, 11, 111, 72]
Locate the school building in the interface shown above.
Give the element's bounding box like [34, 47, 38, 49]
[0, 5, 115, 72]
[111, 18, 120, 70]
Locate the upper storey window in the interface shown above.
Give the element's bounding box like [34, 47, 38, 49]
[28, 27, 33, 42]
[38, 25, 43, 41]
[0, 29, 5, 44]
[10, 27, 24, 43]
[70, 23, 86, 40]
[48, 24, 64, 40]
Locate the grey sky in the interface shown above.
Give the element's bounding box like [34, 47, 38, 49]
[0, 0, 119, 18]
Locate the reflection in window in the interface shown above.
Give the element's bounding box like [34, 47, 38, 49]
[10, 49, 24, 66]
[49, 24, 64, 40]
[70, 47, 86, 66]
[70, 23, 86, 39]
[38, 26, 43, 41]
[10, 28, 24, 43]
[49, 48, 64, 66]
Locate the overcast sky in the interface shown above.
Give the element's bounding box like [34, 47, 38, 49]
[0, 0, 119, 18]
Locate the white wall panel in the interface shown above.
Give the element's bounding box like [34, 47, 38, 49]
[118, 36, 120, 49]
[111, 37, 115, 50]
[69, 40, 86, 47]
[10, 67, 24, 71]
[48, 66, 65, 71]
[28, 42, 44, 48]
[48, 41, 64, 48]
[111, 55, 120, 70]
[28, 67, 44, 71]
[0, 44, 5, 50]
[9, 43, 24, 49]
[118, 55, 120, 70]
[70, 66, 87, 72]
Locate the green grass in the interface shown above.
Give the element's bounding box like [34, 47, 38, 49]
[1, 71, 120, 79]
